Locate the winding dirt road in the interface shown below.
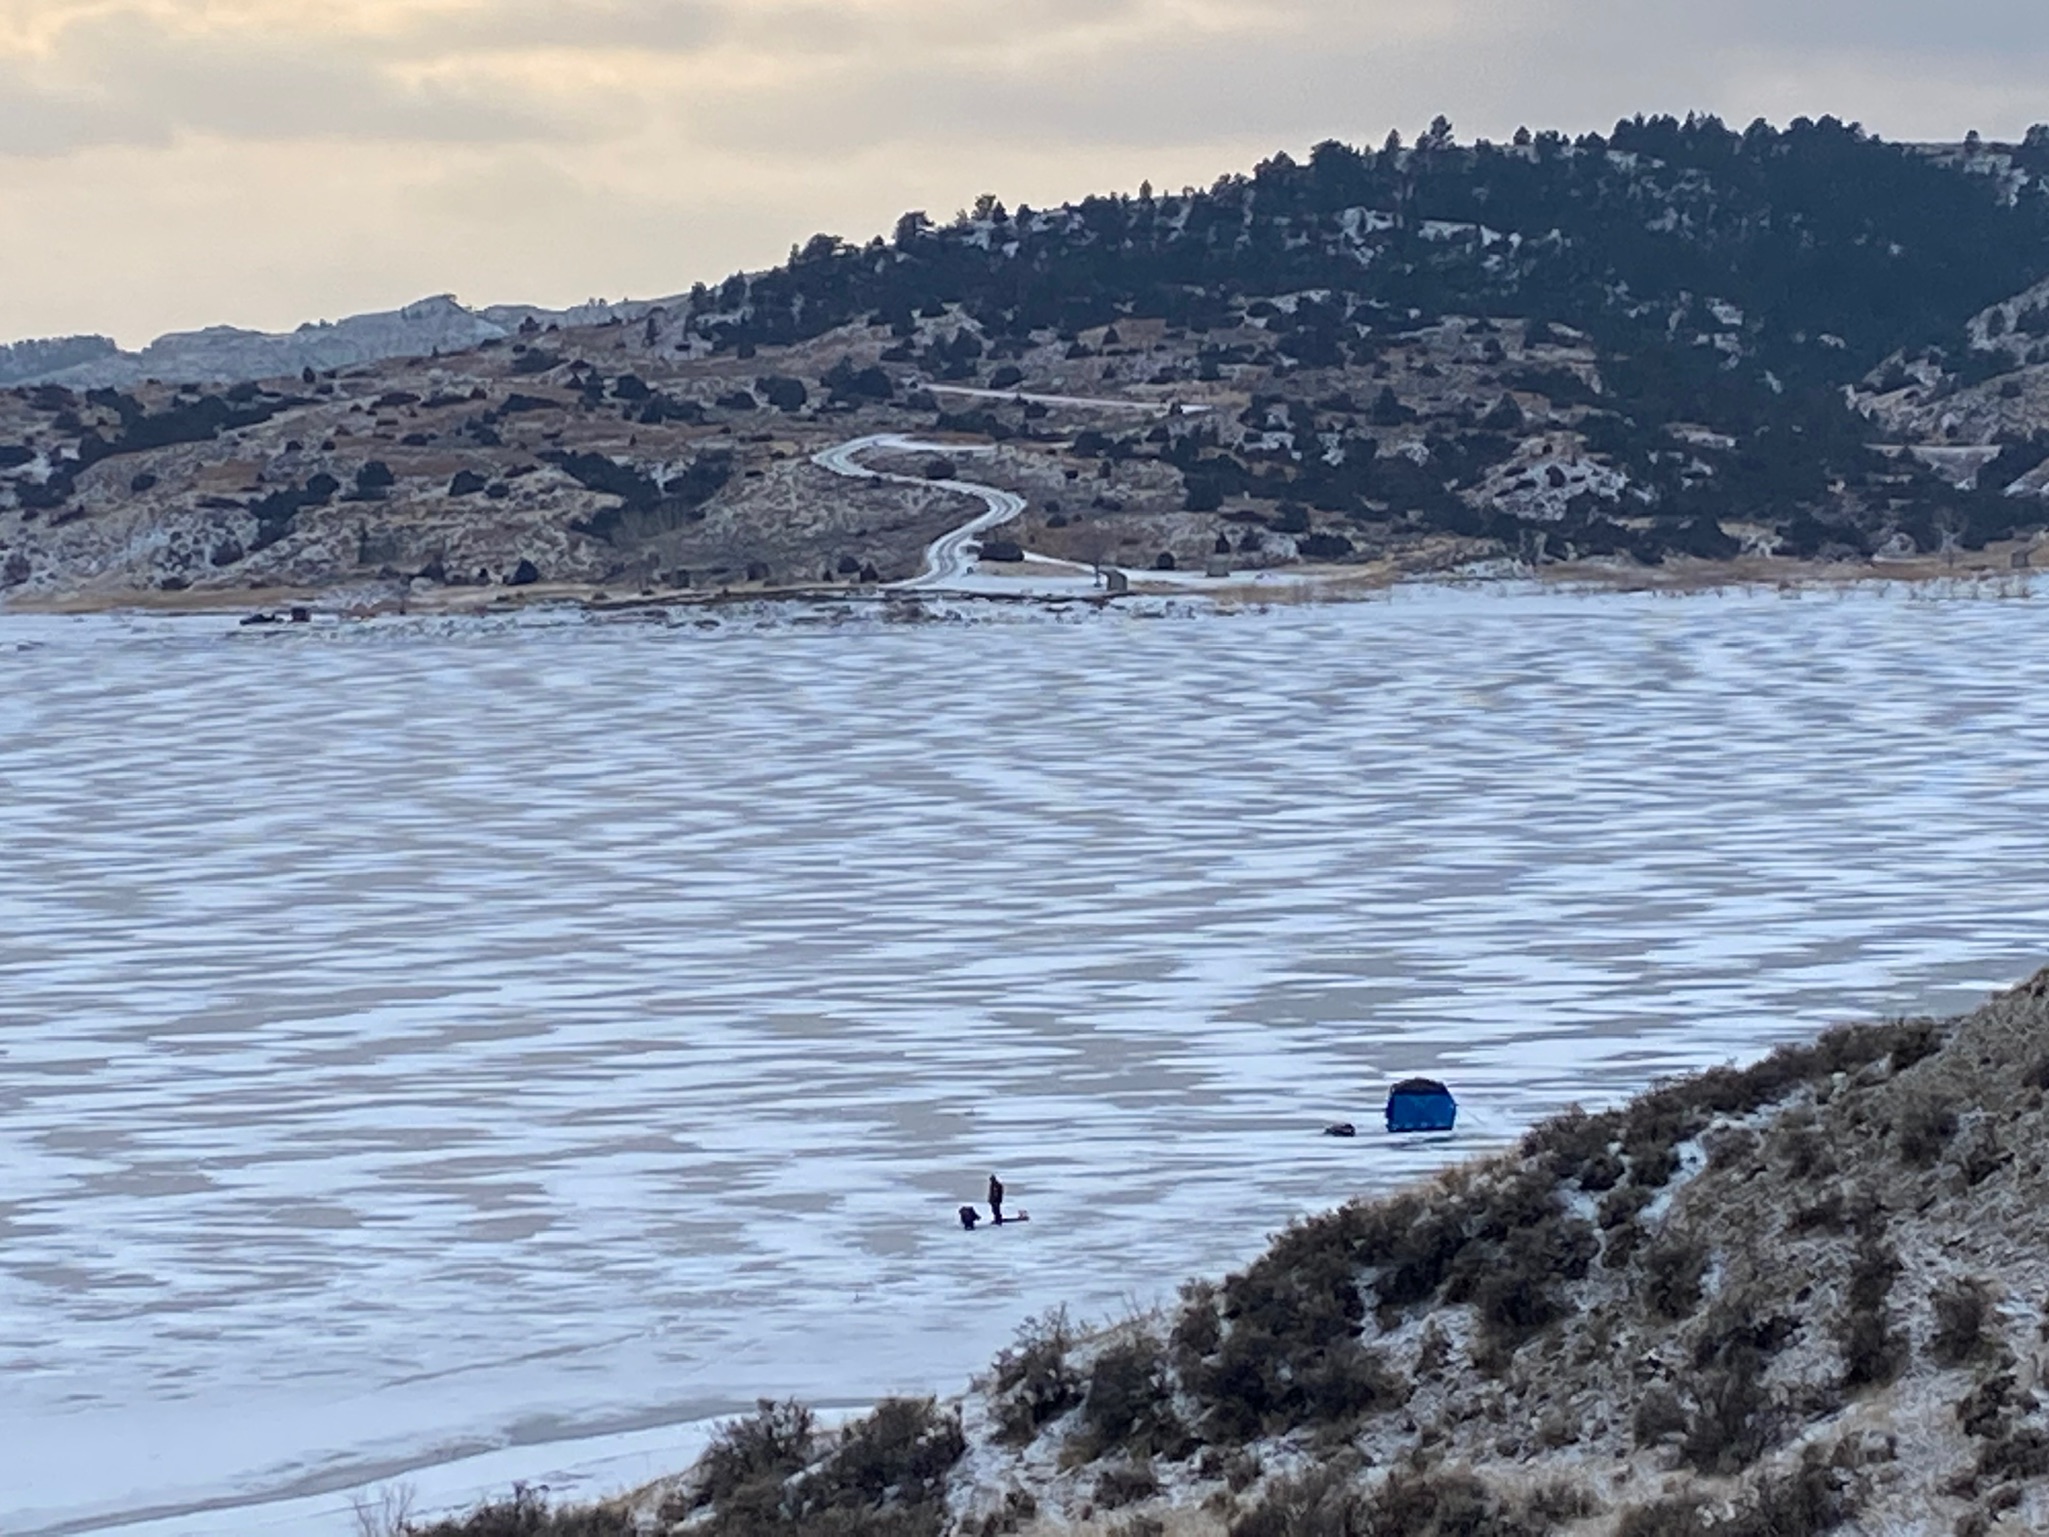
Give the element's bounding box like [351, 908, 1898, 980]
[811, 434, 1029, 589]
[812, 393, 1207, 589]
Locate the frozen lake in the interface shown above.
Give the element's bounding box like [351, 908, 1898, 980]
[2, 586, 2046, 1535]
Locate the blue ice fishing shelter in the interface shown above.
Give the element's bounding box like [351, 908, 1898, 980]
[1385, 1078, 1458, 1133]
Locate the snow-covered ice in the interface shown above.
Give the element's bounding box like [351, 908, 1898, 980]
[2, 585, 2047, 1534]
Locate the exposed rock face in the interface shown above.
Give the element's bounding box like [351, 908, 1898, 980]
[0, 335, 122, 387]
[0, 294, 683, 391]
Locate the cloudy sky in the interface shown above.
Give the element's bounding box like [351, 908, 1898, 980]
[1, 0, 2044, 345]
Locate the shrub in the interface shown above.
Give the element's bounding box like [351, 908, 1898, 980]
[1897, 1094, 1958, 1167]
[689, 1400, 818, 1511]
[1776, 1115, 1835, 1182]
[405, 1482, 633, 1536]
[1226, 1463, 1364, 1537]
[1633, 1385, 1688, 1446]
[1297, 531, 1356, 561]
[1788, 1190, 1850, 1235]
[1092, 1461, 1162, 1509]
[1975, 1424, 2049, 1484]
[1414, 1319, 1451, 1377]
[1078, 1332, 1188, 1460]
[1221, 1459, 1540, 1537]
[1681, 1343, 1775, 1473]
[1461, 1216, 1598, 1353]
[823, 358, 895, 402]
[1955, 1367, 2019, 1441]
[1358, 1468, 1545, 1537]
[1519, 1105, 1610, 1174]
[673, 1398, 963, 1537]
[1171, 1281, 1222, 1374]
[992, 1310, 1083, 1445]
[1526, 1479, 1600, 1522]
[1837, 1234, 1905, 1392]
[1680, 1300, 1797, 1474]
[799, 1398, 965, 1514]
[1599, 1185, 1653, 1229]
[755, 375, 809, 412]
[1956, 1125, 2007, 1187]
[1932, 1279, 1995, 1367]
[1704, 1126, 1760, 1172]
[1185, 1201, 1409, 1438]
[1643, 1236, 1710, 1320]
[1617, 1445, 1854, 1537]
[1887, 1021, 1943, 1072]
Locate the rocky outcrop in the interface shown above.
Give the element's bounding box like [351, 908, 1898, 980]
[0, 294, 690, 391]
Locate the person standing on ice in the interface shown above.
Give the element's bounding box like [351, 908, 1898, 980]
[988, 1174, 1006, 1225]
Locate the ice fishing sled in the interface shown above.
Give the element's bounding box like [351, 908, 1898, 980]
[1385, 1079, 1458, 1134]
[958, 1206, 1030, 1230]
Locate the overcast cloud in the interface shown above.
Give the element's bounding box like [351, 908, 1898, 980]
[1, 0, 2044, 344]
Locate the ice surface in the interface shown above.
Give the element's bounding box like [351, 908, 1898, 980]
[2, 586, 2047, 1534]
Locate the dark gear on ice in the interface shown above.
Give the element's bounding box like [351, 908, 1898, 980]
[958, 1205, 981, 1230]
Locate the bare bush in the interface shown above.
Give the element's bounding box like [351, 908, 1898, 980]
[402, 1481, 632, 1537]
[688, 1400, 819, 1512]
[992, 1309, 1083, 1445]
[351, 1484, 418, 1537]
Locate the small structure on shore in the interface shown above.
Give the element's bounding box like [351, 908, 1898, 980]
[1385, 1078, 1458, 1134]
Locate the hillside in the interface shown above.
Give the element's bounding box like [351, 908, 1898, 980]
[407, 968, 2049, 1537]
[9, 116, 2049, 605]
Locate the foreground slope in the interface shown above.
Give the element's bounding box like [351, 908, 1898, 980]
[440, 968, 2049, 1537]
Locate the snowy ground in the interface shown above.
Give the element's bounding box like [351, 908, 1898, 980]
[3, 587, 2047, 1535]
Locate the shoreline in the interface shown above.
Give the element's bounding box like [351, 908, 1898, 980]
[1, 546, 2040, 623]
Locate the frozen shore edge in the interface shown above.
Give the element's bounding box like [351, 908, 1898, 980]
[2, 553, 2043, 626]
